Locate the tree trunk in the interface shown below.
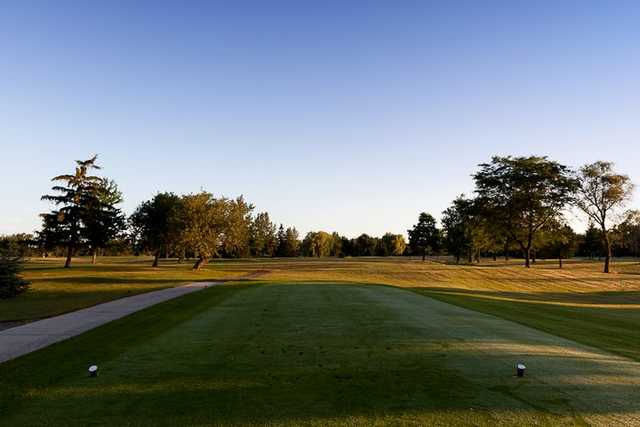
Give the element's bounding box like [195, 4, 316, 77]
[193, 256, 208, 270]
[91, 249, 97, 265]
[152, 251, 160, 268]
[522, 246, 531, 268]
[531, 249, 536, 264]
[422, 249, 426, 262]
[455, 255, 460, 264]
[64, 244, 73, 268]
[559, 255, 563, 269]
[604, 233, 612, 273]
[493, 253, 497, 262]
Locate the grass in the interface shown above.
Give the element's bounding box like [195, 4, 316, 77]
[0, 256, 249, 322]
[2, 256, 640, 425]
[5, 281, 638, 426]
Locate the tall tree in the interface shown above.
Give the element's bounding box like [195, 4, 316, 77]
[575, 161, 634, 273]
[276, 224, 287, 257]
[250, 212, 277, 257]
[40, 156, 103, 268]
[302, 231, 333, 257]
[380, 233, 407, 256]
[441, 197, 473, 264]
[330, 232, 343, 257]
[408, 213, 440, 261]
[130, 192, 184, 267]
[83, 178, 126, 264]
[219, 196, 254, 258]
[180, 192, 225, 270]
[283, 227, 300, 257]
[473, 156, 577, 268]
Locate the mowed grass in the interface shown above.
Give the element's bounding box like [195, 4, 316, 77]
[237, 257, 640, 362]
[0, 257, 251, 322]
[4, 256, 640, 365]
[4, 282, 640, 426]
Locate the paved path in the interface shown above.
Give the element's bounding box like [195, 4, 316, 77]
[0, 281, 220, 364]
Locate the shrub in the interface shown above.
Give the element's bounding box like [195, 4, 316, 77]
[0, 256, 30, 298]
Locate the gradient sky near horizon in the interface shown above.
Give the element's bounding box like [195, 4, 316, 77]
[1, 0, 639, 237]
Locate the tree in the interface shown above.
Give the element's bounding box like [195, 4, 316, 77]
[83, 178, 126, 264]
[542, 221, 577, 269]
[330, 232, 343, 257]
[579, 224, 603, 259]
[250, 212, 277, 257]
[0, 234, 35, 258]
[180, 192, 226, 270]
[130, 192, 184, 267]
[441, 197, 473, 264]
[473, 156, 577, 268]
[615, 211, 640, 257]
[302, 231, 333, 257]
[219, 196, 254, 258]
[276, 225, 287, 257]
[283, 227, 300, 257]
[40, 156, 103, 268]
[353, 234, 378, 256]
[380, 233, 406, 256]
[408, 213, 440, 261]
[0, 256, 30, 298]
[575, 161, 634, 273]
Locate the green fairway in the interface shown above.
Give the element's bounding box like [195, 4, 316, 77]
[2, 282, 639, 426]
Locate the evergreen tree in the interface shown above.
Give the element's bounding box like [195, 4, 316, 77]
[0, 255, 30, 299]
[283, 227, 300, 257]
[40, 156, 103, 268]
[276, 224, 287, 257]
[250, 212, 277, 257]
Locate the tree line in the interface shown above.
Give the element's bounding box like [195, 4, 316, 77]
[407, 156, 634, 273]
[1, 154, 636, 277]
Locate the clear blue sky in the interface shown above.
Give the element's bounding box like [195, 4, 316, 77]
[1, 0, 639, 237]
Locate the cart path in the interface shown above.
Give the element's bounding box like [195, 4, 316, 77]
[0, 281, 221, 364]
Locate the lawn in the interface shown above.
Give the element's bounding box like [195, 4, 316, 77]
[2, 256, 640, 425]
[3, 281, 639, 426]
[0, 256, 250, 322]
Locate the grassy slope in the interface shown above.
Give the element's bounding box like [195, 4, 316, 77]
[3, 282, 627, 426]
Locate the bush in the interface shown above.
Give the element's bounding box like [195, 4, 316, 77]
[0, 256, 30, 298]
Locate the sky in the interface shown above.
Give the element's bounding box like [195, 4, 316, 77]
[1, 0, 639, 238]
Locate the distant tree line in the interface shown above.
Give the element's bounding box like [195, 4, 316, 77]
[2, 154, 635, 274]
[299, 231, 407, 257]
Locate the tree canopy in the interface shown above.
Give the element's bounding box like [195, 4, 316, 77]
[473, 156, 577, 267]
